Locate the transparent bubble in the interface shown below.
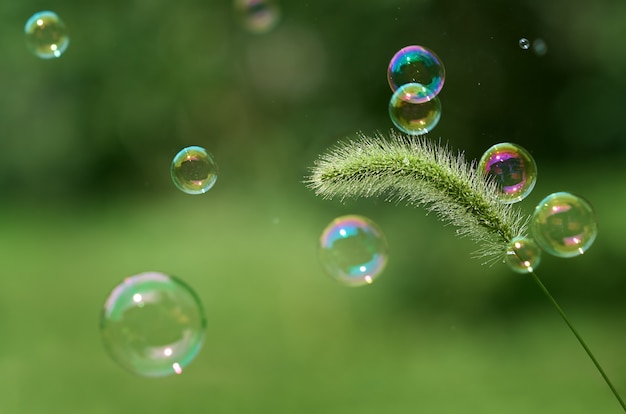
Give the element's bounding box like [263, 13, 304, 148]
[519, 38, 530, 50]
[505, 237, 542, 273]
[532, 38, 548, 56]
[24, 11, 69, 59]
[171, 146, 218, 195]
[389, 83, 442, 135]
[387, 45, 445, 102]
[479, 142, 537, 204]
[234, 0, 280, 34]
[100, 272, 206, 377]
[319, 215, 388, 287]
[531, 192, 598, 258]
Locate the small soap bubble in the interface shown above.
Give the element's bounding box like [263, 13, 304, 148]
[532, 38, 547, 56]
[531, 192, 598, 258]
[171, 146, 218, 195]
[24, 11, 69, 59]
[505, 236, 542, 273]
[100, 272, 206, 377]
[479, 142, 537, 204]
[234, 0, 280, 34]
[519, 38, 530, 50]
[319, 215, 388, 287]
[389, 83, 442, 135]
[387, 45, 445, 102]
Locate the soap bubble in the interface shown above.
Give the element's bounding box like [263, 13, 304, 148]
[389, 83, 442, 135]
[387, 45, 445, 102]
[100, 272, 206, 377]
[531, 192, 598, 258]
[24, 11, 69, 59]
[234, 0, 280, 34]
[479, 143, 537, 204]
[505, 236, 542, 273]
[532, 38, 548, 56]
[171, 146, 218, 195]
[519, 38, 530, 50]
[319, 215, 388, 287]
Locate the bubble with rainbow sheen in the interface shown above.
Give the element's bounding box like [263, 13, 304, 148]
[171, 146, 218, 195]
[505, 236, 542, 273]
[479, 143, 537, 204]
[319, 215, 388, 287]
[100, 271, 207, 377]
[389, 83, 442, 135]
[531, 192, 598, 258]
[24, 11, 69, 59]
[387, 45, 445, 103]
[234, 0, 281, 34]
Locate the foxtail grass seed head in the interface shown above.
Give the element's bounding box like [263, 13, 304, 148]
[307, 131, 530, 262]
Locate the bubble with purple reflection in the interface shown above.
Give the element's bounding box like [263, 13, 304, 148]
[531, 192, 598, 258]
[387, 45, 445, 103]
[100, 272, 206, 377]
[479, 142, 537, 204]
[319, 215, 388, 287]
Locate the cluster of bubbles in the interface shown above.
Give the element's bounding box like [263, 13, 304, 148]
[387, 45, 445, 135]
[100, 272, 206, 377]
[99, 144, 220, 375]
[23, 5, 277, 378]
[478, 142, 598, 273]
[318, 215, 389, 287]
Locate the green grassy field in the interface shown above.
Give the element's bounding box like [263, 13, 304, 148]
[0, 175, 624, 413]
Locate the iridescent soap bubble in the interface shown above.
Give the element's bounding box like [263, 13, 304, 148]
[387, 45, 445, 102]
[505, 236, 542, 273]
[100, 272, 206, 377]
[234, 0, 280, 34]
[389, 83, 442, 135]
[24, 11, 69, 59]
[479, 143, 537, 204]
[171, 146, 218, 195]
[531, 192, 598, 258]
[319, 215, 388, 287]
[519, 38, 530, 50]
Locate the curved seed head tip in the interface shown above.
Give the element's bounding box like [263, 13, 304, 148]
[306, 131, 530, 262]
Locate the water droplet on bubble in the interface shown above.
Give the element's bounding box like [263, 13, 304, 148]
[531, 192, 598, 258]
[387, 45, 445, 102]
[505, 236, 542, 273]
[319, 215, 388, 287]
[389, 83, 442, 135]
[171, 146, 218, 195]
[24, 11, 69, 59]
[479, 142, 537, 203]
[519, 38, 530, 50]
[100, 272, 206, 377]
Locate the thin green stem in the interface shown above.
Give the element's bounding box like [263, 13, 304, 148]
[529, 270, 626, 412]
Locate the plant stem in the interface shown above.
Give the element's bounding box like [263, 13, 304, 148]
[529, 270, 626, 411]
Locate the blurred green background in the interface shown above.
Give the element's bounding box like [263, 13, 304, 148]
[1, 0, 626, 413]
